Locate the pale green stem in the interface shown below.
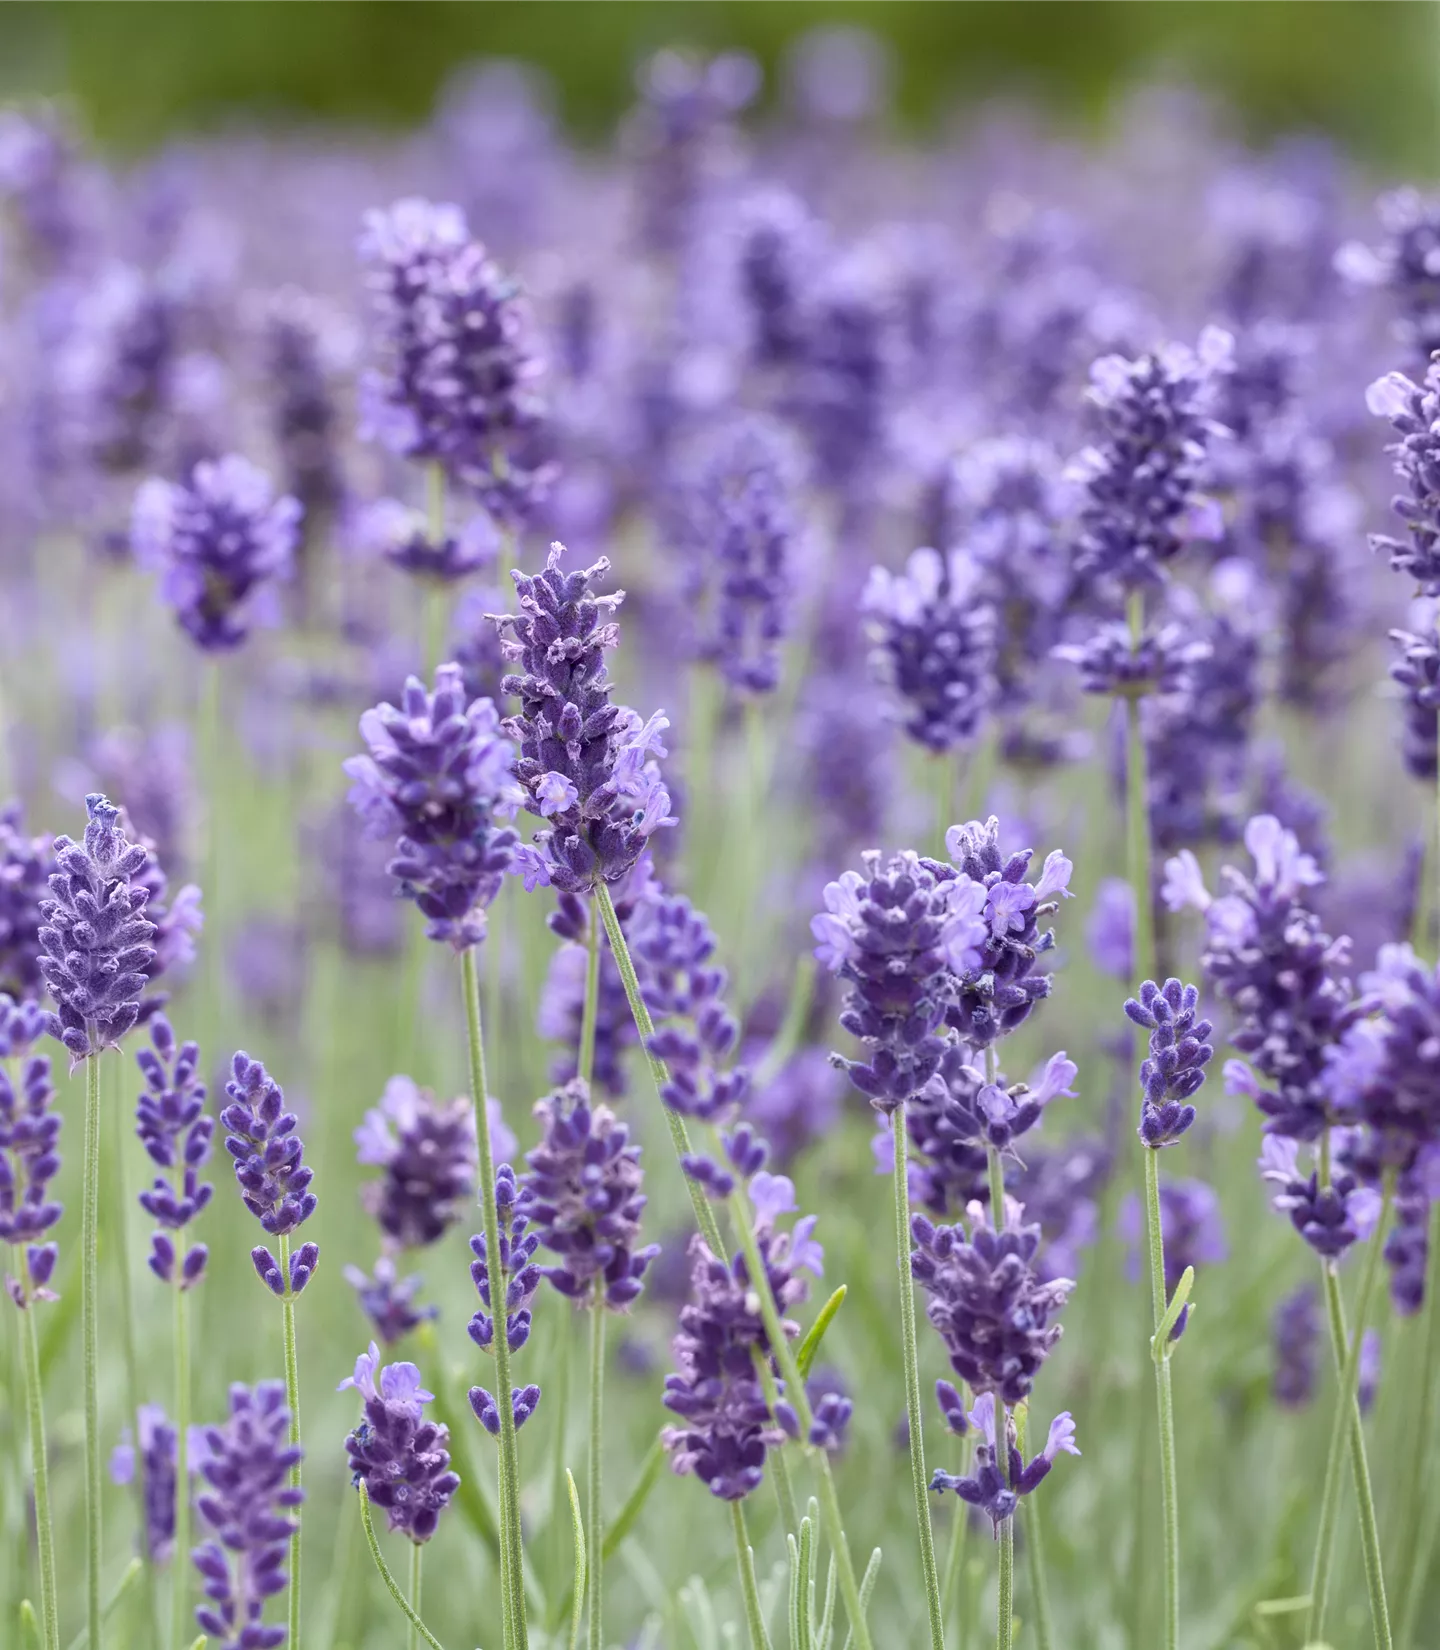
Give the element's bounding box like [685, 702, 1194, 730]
[752, 1352, 801, 1536]
[1142, 1148, 1180, 1650]
[730, 1502, 775, 1650]
[170, 1283, 191, 1650]
[82, 1052, 103, 1650]
[894, 1111, 945, 1650]
[461, 946, 529, 1650]
[277, 1232, 302, 1649]
[1399, 1200, 1440, 1646]
[595, 885, 874, 1650]
[358, 1486, 446, 1650]
[587, 1284, 605, 1650]
[1016, 1411, 1053, 1650]
[410, 1543, 422, 1650]
[579, 898, 602, 1089]
[15, 1272, 59, 1650]
[986, 1141, 1013, 1650]
[1306, 1183, 1392, 1645]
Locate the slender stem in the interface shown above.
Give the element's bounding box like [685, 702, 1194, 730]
[586, 1287, 605, 1650]
[170, 1283, 191, 1650]
[893, 1111, 945, 1650]
[82, 1052, 103, 1650]
[277, 1232, 302, 1650]
[410, 1542, 422, 1650]
[579, 897, 601, 1089]
[730, 1501, 775, 1650]
[596, 884, 873, 1650]
[16, 1285, 59, 1650]
[1018, 1413, 1054, 1650]
[1307, 1189, 1392, 1646]
[996, 1399, 1013, 1650]
[752, 1352, 801, 1535]
[1141, 1147, 1180, 1650]
[1399, 1200, 1440, 1645]
[358, 1487, 446, 1650]
[461, 946, 529, 1650]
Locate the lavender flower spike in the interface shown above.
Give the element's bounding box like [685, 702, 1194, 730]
[132, 455, 301, 651]
[39, 794, 156, 1063]
[355, 1075, 483, 1249]
[492, 544, 676, 894]
[345, 665, 521, 950]
[135, 1014, 213, 1288]
[0, 995, 63, 1304]
[111, 1404, 178, 1564]
[1366, 360, 1440, 594]
[192, 1381, 303, 1650]
[468, 1164, 543, 1356]
[341, 1344, 459, 1543]
[220, 1052, 319, 1297]
[930, 1392, 1079, 1533]
[0, 802, 50, 1001]
[1125, 979, 1214, 1149]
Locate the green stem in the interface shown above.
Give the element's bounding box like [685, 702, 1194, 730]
[996, 1401, 1013, 1650]
[893, 1111, 945, 1650]
[1142, 1148, 1180, 1650]
[410, 1542, 422, 1650]
[730, 1501, 775, 1650]
[461, 946, 528, 1650]
[82, 1052, 103, 1650]
[16, 1281, 59, 1650]
[586, 1287, 605, 1650]
[1017, 1415, 1053, 1650]
[1306, 1188, 1392, 1646]
[277, 1232, 302, 1649]
[752, 1353, 801, 1536]
[171, 1283, 191, 1650]
[1399, 1201, 1440, 1646]
[595, 884, 873, 1650]
[358, 1487, 446, 1650]
[579, 897, 601, 1089]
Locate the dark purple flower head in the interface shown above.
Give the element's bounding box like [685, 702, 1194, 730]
[745, 1047, 844, 1166]
[135, 1015, 212, 1289]
[1054, 619, 1211, 699]
[523, 1078, 659, 1310]
[813, 849, 988, 1113]
[661, 1235, 787, 1502]
[111, 1403, 179, 1565]
[355, 1075, 481, 1250]
[677, 417, 799, 695]
[945, 818, 1074, 1051]
[1165, 815, 1357, 1141]
[344, 664, 520, 950]
[911, 1208, 1072, 1405]
[492, 545, 675, 894]
[192, 1381, 303, 1650]
[1071, 327, 1232, 593]
[930, 1392, 1079, 1533]
[1366, 362, 1440, 595]
[0, 802, 51, 1002]
[358, 197, 551, 521]
[39, 794, 156, 1063]
[341, 1344, 459, 1544]
[0, 1003, 62, 1305]
[355, 496, 498, 586]
[1389, 627, 1440, 781]
[220, 1052, 318, 1297]
[261, 286, 349, 522]
[1340, 190, 1440, 366]
[345, 1255, 438, 1346]
[468, 1382, 542, 1437]
[862, 547, 997, 753]
[132, 455, 300, 651]
[796, 254, 890, 493]
[1258, 1135, 1381, 1260]
[1383, 1165, 1433, 1316]
[1125, 979, 1214, 1149]
[1272, 1283, 1320, 1407]
[633, 888, 748, 1124]
[736, 188, 819, 369]
[468, 1164, 542, 1356]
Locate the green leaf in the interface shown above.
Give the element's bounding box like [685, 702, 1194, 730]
[796, 1287, 847, 1380]
[604, 1435, 666, 1561]
[795, 1516, 814, 1649]
[20, 1601, 40, 1650]
[1153, 1265, 1195, 1359]
[787, 1534, 802, 1650]
[814, 1558, 837, 1650]
[839, 1549, 882, 1650]
[63, 1558, 144, 1650]
[566, 1468, 587, 1650]
[187, 1640, 209, 1650]
[679, 1575, 720, 1650]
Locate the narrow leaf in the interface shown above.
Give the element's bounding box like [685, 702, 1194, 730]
[796, 1286, 848, 1380]
[1153, 1265, 1195, 1358]
[814, 1558, 838, 1650]
[20, 1602, 40, 1650]
[787, 1534, 802, 1650]
[839, 1549, 882, 1650]
[63, 1558, 144, 1650]
[796, 1516, 814, 1649]
[566, 1468, 587, 1650]
[604, 1436, 666, 1561]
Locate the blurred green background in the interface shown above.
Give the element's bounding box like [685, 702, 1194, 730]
[0, 0, 1438, 165]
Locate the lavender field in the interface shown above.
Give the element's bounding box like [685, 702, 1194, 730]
[1, 28, 1438, 1650]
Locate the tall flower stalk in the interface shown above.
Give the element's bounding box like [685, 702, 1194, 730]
[38, 794, 158, 1650]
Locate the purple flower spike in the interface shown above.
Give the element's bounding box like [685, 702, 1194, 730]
[469, 1383, 542, 1436]
[935, 1380, 970, 1436]
[355, 1075, 480, 1249]
[0, 1012, 62, 1304]
[491, 544, 676, 894]
[356, 496, 499, 586]
[1388, 628, 1440, 781]
[221, 1052, 318, 1244]
[132, 455, 301, 652]
[344, 1255, 438, 1346]
[0, 803, 51, 1002]
[1259, 1136, 1379, 1260]
[39, 794, 156, 1063]
[192, 1381, 302, 1650]
[523, 1079, 659, 1310]
[112, 1404, 179, 1565]
[468, 1165, 542, 1355]
[1125, 979, 1214, 1149]
[930, 1392, 1079, 1533]
[344, 665, 521, 951]
[135, 1014, 212, 1289]
[1272, 1283, 1320, 1408]
[342, 1343, 459, 1543]
[808, 1392, 853, 1452]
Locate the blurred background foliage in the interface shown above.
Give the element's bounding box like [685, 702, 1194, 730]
[0, 0, 1436, 166]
